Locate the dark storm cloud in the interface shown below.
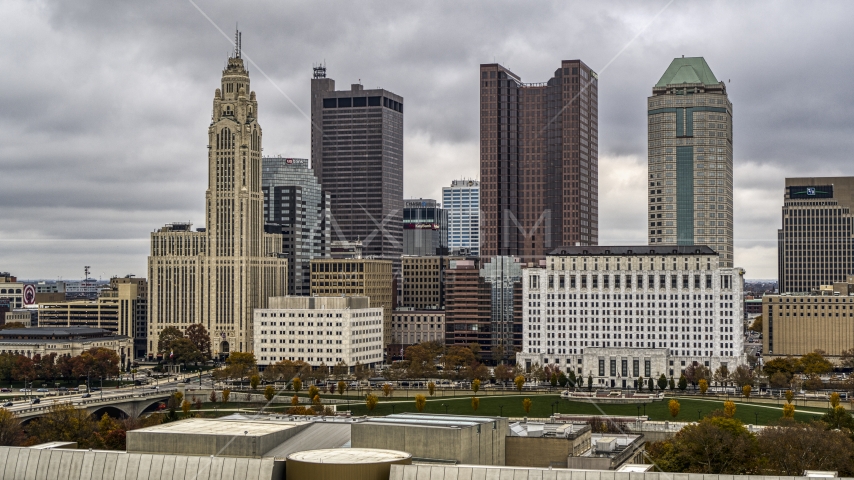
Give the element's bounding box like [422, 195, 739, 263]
[1, 0, 853, 279]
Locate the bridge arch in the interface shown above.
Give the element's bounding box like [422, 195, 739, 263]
[90, 405, 130, 420]
[19, 416, 41, 427]
[139, 398, 169, 415]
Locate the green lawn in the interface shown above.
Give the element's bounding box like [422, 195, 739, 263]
[185, 392, 830, 426]
[333, 395, 825, 425]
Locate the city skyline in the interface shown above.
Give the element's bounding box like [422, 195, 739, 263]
[3, 2, 854, 280]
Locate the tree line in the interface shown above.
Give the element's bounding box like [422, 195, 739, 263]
[0, 348, 120, 385]
[648, 395, 854, 475]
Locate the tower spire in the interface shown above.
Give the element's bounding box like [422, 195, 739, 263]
[234, 25, 241, 59]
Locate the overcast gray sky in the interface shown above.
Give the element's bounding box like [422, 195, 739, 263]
[2, 0, 852, 281]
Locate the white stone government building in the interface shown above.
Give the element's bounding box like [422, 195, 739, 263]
[516, 246, 746, 388]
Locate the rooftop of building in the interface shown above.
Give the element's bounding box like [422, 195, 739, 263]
[265, 296, 373, 310]
[263, 422, 352, 458]
[548, 245, 718, 256]
[446, 179, 479, 188]
[393, 309, 445, 315]
[131, 418, 302, 437]
[581, 433, 645, 458]
[359, 413, 502, 429]
[127, 416, 358, 458]
[287, 448, 410, 464]
[404, 198, 439, 208]
[262, 156, 309, 165]
[655, 57, 719, 87]
[312, 258, 393, 265]
[508, 421, 591, 439]
[0, 327, 118, 339]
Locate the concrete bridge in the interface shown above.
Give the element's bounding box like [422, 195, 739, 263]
[12, 388, 177, 423]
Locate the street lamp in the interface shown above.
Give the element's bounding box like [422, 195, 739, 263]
[499, 405, 504, 417]
[636, 405, 641, 419]
[643, 403, 647, 415]
[698, 410, 702, 420]
[754, 412, 759, 425]
[442, 403, 448, 414]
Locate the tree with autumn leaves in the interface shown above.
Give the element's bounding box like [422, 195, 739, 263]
[262, 359, 311, 383]
[156, 324, 212, 365]
[0, 408, 24, 446]
[20, 402, 160, 450]
[213, 352, 258, 382]
[648, 407, 854, 475]
[0, 348, 118, 385]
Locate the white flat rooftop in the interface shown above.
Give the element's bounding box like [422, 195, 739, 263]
[131, 418, 307, 436]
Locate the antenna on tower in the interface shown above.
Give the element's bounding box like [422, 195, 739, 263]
[234, 25, 241, 58]
[313, 61, 326, 79]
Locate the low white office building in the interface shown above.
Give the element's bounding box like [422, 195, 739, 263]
[254, 296, 384, 370]
[517, 246, 746, 388]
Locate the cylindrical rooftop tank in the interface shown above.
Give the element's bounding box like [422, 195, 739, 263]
[285, 448, 412, 480]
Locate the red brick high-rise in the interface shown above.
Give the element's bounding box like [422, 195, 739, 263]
[479, 61, 599, 259]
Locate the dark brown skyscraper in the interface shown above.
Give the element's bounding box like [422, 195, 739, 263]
[310, 66, 404, 266]
[480, 61, 598, 259]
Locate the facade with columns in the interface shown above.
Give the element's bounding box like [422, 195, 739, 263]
[516, 246, 746, 386]
[147, 37, 287, 359]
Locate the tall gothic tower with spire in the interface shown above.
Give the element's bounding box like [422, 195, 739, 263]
[148, 32, 287, 358]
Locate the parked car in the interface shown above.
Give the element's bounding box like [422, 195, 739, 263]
[36, 388, 49, 393]
[31, 398, 40, 404]
[156, 402, 166, 411]
[81, 393, 91, 398]
[1, 401, 12, 407]
[0, 388, 11, 392]
[19, 388, 31, 392]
